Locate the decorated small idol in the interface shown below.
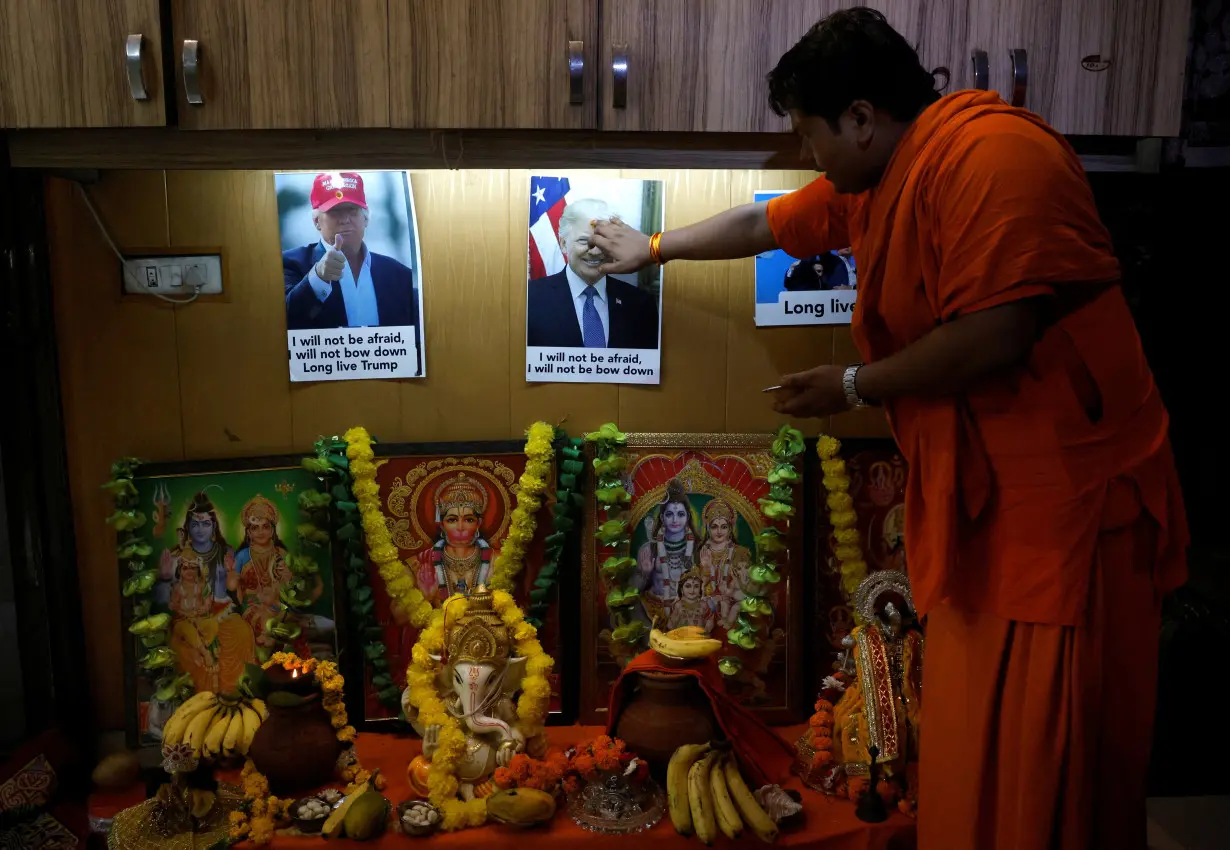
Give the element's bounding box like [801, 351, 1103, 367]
[403, 586, 553, 830]
[796, 570, 922, 815]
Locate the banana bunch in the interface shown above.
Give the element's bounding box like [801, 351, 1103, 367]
[649, 625, 724, 660]
[668, 743, 780, 844]
[160, 690, 269, 761]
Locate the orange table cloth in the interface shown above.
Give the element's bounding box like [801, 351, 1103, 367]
[234, 726, 915, 849]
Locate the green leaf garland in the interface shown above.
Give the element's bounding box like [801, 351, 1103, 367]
[107, 457, 195, 705]
[300, 435, 400, 712]
[526, 428, 583, 629]
[585, 423, 639, 663]
[717, 424, 802, 676]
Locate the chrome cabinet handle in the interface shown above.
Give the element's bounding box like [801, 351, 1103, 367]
[971, 49, 989, 90]
[183, 39, 203, 105]
[612, 43, 628, 109]
[1009, 48, 1028, 107]
[125, 34, 148, 101]
[568, 40, 584, 105]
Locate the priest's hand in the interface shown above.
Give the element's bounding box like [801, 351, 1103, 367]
[771, 365, 850, 418]
[591, 217, 653, 274]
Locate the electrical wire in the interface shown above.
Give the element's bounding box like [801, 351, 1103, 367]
[74, 182, 203, 306]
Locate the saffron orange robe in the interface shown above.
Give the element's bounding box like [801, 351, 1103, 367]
[768, 91, 1188, 850]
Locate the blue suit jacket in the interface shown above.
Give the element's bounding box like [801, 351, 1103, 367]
[526, 271, 659, 349]
[283, 243, 419, 332]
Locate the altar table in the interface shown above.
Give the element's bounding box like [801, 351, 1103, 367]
[234, 726, 916, 849]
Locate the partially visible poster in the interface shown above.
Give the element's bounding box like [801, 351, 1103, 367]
[526, 175, 664, 385]
[753, 189, 857, 327]
[277, 171, 425, 382]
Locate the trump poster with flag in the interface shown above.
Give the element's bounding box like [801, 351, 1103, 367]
[276, 170, 426, 383]
[525, 175, 665, 385]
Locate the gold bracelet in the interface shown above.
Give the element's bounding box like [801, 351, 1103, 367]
[649, 231, 664, 265]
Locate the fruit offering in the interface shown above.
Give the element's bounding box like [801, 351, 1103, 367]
[649, 625, 724, 660]
[485, 787, 558, 827]
[159, 690, 269, 761]
[667, 742, 781, 844]
[323, 775, 389, 841]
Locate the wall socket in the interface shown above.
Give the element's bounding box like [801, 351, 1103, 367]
[122, 253, 224, 296]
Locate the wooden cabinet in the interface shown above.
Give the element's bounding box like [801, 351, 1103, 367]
[170, 0, 390, 129]
[0, 0, 166, 128]
[1, 0, 1194, 136]
[600, 0, 831, 133]
[389, 0, 597, 129]
[967, 0, 1188, 136]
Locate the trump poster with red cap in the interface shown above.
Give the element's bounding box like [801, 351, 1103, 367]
[275, 171, 425, 382]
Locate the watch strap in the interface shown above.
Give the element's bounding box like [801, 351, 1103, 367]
[842, 364, 867, 408]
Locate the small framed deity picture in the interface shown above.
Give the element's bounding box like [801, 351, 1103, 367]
[359, 441, 576, 726]
[120, 456, 341, 749]
[579, 434, 808, 725]
[810, 438, 906, 692]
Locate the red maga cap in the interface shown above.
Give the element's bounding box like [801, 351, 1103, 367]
[310, 172, 367, 212]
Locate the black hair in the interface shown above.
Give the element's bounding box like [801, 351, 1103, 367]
[767, 7, 940, 128]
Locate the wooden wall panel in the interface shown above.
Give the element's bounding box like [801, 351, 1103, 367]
[48, 172, 180, 730]
[725, 169, 832, 434]
[165, 171, 296, 457]
[617, 169, 730, 433]
[51, 167, 889, 728]
[400, 170, 514, 441]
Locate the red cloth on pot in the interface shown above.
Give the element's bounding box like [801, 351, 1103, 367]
[605, 650, 796, 788]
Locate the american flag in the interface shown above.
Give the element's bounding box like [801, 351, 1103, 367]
[528, 176, 571, 280]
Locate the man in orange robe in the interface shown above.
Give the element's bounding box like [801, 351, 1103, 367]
[590, 9, 1188, 849]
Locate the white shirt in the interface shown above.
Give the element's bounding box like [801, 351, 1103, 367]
[565, 265, 609, 345]
[308, 240, 380, 327]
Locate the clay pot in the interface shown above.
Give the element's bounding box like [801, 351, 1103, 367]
[247, 692, 344, 794]
[262, 666, 318, 696]
[611, 671, 718, 778]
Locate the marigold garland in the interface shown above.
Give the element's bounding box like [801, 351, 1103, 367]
[302, 433, 400, 710]
[817, 434, 869, 611]
[528, 430, 585, 628]
[489, 422, 556, 592]
[262, 652, 357, 744]
[344, 426, 434, 629]
[405, 591, 553, 831]
[228, 760, 292, 845]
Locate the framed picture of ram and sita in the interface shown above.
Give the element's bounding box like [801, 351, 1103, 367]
[579, 433, 809, 725]
[359, 441, 575, 725]
[121, 456, 341, 748]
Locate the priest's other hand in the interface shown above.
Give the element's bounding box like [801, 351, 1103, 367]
[591, 218, 652, 274]
[772, 365, 849, 418]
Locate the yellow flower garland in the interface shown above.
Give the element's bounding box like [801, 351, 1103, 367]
[344, 426, 434, 628]
[406, 590, 553, 831]
[489, 421, 555, 592]
[816, 435, 869, 611]
[262, 652, 357, 744]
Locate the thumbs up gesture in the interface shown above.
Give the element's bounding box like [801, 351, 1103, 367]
[314, 234, 346, 282]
